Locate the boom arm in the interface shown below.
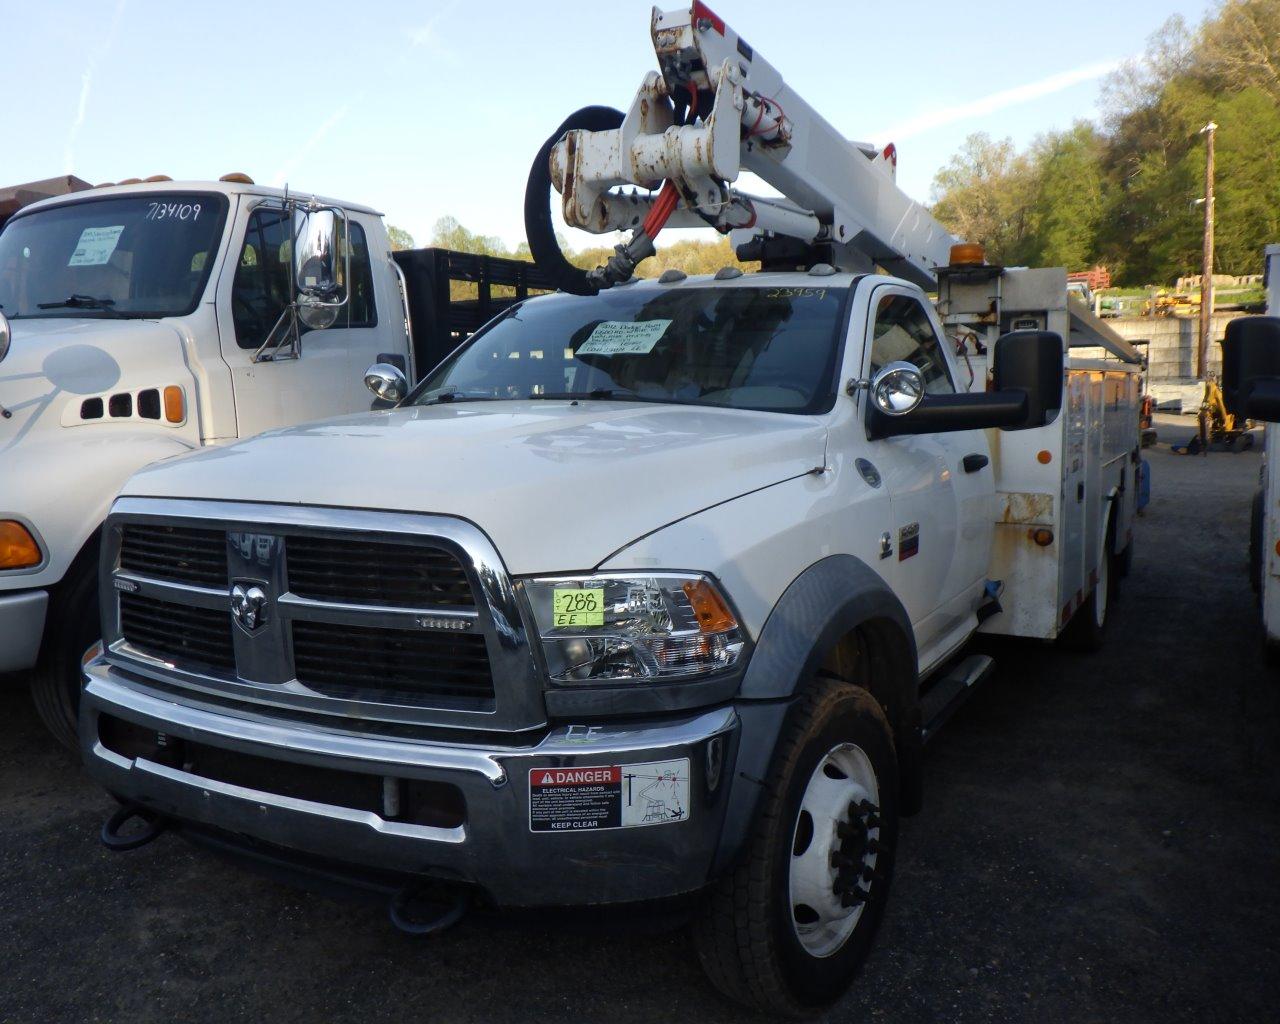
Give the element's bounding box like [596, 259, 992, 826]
[548, 2, 957, 288]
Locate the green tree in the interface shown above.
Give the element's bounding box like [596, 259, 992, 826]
[1022, 123, 1107, 270]
[386, 224, 415, 251]
[929, 133, 1034, 263]
[429, 216, 507, 256]
[1196, 0, 1280, 104]
[929, 1, 1280, 286]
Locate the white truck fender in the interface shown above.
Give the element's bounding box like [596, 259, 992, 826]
[3, 431, 198, 592]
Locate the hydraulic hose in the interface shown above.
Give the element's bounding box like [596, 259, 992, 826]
[523, 105, 625, 296]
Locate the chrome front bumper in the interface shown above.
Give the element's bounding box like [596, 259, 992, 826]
[0, 588, 48, 673]
[81, 658, 742, 908]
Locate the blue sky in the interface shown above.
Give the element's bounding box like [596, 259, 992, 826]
[6, 0, 1213, 250]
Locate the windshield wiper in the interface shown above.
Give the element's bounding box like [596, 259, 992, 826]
[36, 294, 126, 317]
[528, 388, 643, 402]
[417, 386, 500, 406]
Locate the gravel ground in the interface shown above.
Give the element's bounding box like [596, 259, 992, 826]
[2, 415, 1278, 1023]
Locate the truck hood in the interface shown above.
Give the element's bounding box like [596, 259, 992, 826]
[123, 401, 828, 575]
[0, 317, 189, 455]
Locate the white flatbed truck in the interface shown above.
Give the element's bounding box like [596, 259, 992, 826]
[0, 179, 550, 746]
[78, 5, 1140, 1015]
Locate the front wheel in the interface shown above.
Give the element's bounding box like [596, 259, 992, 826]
[693, 682, 898, 1016]
[30, 558, 100, 751]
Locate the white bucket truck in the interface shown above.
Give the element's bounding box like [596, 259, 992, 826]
[0, 175, 418, 745]
[79, 6, 1139, 1015]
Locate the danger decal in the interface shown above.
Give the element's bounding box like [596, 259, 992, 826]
[528, 758, 690, 833]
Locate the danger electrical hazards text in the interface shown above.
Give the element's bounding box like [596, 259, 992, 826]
[527, 759, 690, 832]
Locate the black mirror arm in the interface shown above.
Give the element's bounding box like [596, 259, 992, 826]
[868, 390, 1029, 439]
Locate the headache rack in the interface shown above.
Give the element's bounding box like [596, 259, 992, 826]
[393, 248, 558, 378]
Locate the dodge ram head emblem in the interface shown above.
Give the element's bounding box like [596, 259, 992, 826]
[230, 582, 269, 633]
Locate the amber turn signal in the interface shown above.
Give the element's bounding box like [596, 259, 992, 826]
[682, 579, 737, 633]
[1032, 528, 1055, 547]
[163, 385, 185, 423]
[0, 520, 41, 570]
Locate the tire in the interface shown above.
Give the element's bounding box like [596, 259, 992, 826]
[693, 681, 899, 1016]
[1117, 536, 1133, 578]
[30, 555, 100, 751]
[1061, 513, 1116, 653]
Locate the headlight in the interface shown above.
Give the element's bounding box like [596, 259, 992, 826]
[523, 573, 745, 684]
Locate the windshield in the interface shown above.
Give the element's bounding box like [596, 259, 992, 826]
[0, 192, 229, 319]
[412, 284, 849, 414]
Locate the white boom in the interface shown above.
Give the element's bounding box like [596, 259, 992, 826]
[550, 2, 957, 289]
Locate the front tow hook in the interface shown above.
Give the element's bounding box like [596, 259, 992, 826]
[100, 804, 168, 852]
[388, 884, 470, 936]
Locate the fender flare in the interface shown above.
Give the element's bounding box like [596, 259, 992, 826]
[711, 555, 921, 876]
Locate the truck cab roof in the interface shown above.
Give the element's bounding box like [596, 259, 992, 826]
[13, 178, 383, 219]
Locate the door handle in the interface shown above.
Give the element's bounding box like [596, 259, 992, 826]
[962, 453, 989, 473]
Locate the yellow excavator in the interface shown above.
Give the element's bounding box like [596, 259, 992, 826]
[1182, 374, 1255, 453]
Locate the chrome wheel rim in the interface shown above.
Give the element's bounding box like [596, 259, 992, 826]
[788, 742, 881, 958]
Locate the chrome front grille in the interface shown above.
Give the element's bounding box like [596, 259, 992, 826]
[120, 524, 228, 587]
[102, 500, 543, 731]
[119, 591, 235, 671]
[292, 620, 494, 702]
[284, 534, 475, 608]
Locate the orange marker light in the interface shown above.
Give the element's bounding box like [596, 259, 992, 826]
[682, 580, 737, 634]
[1032, 528, 1055, 547]
[163, 386, 185, 423]
[0, 520, 41, 570]
[1037, 450, 1053, 464]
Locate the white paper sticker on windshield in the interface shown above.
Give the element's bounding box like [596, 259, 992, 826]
[67, 226, 125, 267]
[578, 319, 671, 356]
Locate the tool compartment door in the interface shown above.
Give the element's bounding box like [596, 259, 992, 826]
[1058, 369, 1090, 627]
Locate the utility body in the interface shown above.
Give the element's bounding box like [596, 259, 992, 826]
[0, 178, 547, 745]
[77, 5, 1139, 1015]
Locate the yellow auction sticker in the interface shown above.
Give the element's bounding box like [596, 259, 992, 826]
[553, 588, 605, 628]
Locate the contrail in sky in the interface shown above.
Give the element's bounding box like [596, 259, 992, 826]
[871, 59, 1123, 143]
[270, 104, 354, 187]
[64, 0, 128, 174]
[269, 1, 459, 188]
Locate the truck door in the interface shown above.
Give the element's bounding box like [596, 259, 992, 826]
[863, 286, 991, 666]
[216, 205, 388, 439]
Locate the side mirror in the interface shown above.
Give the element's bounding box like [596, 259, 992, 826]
[364, 362, 408, 404]
[1221, 316, 1280, 422]
[870, 361, 925, 416]
[0, 309, 10, 364]
[294, 206, 346, 330]
[992, 330, 1064, 429]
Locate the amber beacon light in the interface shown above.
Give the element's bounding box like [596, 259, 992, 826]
[948, 242, 986, 267]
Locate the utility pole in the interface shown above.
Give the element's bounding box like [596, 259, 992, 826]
[1197, 121, 1217, 380]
